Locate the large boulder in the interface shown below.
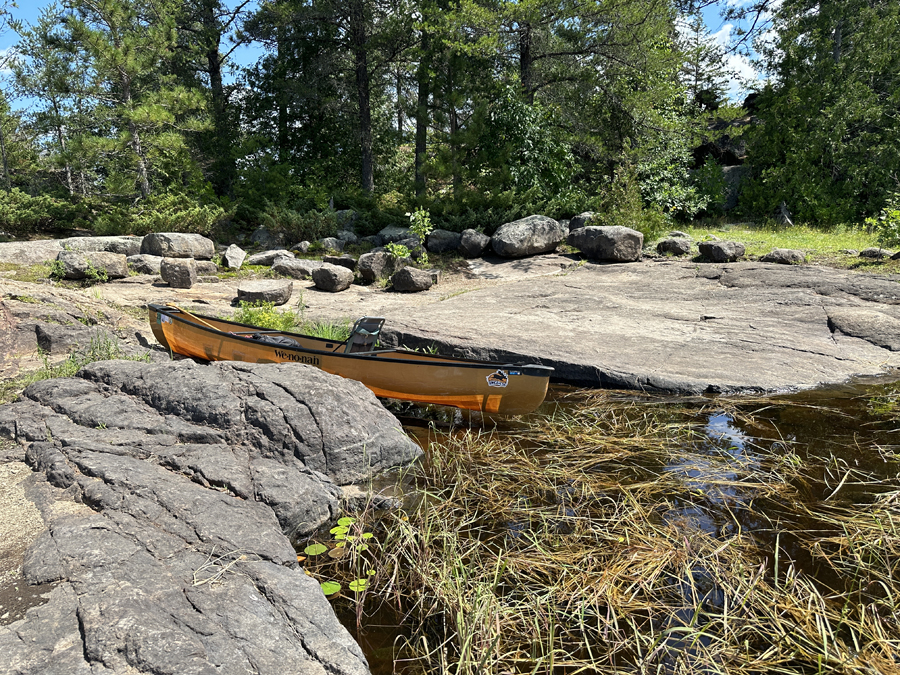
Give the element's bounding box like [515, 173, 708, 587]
[250, 225, 283, 249]
[699, 240, 746, 263]
[458, 229, 491, 258]
[56, 250, 128, 280]
[567, 226, 643, 262]
[60, 235, 143, 257]
[272, 257, 323, 279]
[160, 257, 198, 288]
[568, 212, 596, 231]
[656, 238, 692, 257]
[126, 253, 163, 275]
[358, 250, 399, 282]
[391, 267, 433, 292]
[223, 243, 247, 270]
[336, 230, 359, 245]
[323, 254, 358, 272]
[246, 249, 294, 266]
[860, 247, 893, 260]
[312, 263, 354, 292]
[0, 359, 419, 675]
[318, 237, 345, 252]
[377, 226, 412, 244]
[491, 215, 567, 258]
[761, 248, 805, 265]
[141, 233, 215, 260]
[426, 229, 462, 254]
[237, 279, 293, 305]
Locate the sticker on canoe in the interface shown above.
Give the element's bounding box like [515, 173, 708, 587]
[159, 314, 172, 324]
[486, 370, 509, 388]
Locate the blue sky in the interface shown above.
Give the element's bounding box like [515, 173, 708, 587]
[2, 0, 760, 112]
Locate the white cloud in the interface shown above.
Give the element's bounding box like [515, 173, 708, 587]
[0, 47, 17, 74]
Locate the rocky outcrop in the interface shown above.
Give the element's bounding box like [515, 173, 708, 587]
[699, 240, 746, 263]
[56, 251, 128, 280]
[312, 263, 354, 292]
[160, 257, 197, 289]
[492, 215, 567, 258]
[458, 229, 491, 258]
[391, 267, 433, 292]
[0, 359, 420, 675]
[567, 226, 643, 262]
[236, 280, 293, 305]
[141, 233, 215, 260]
[568, 212, 595, 231]
[250, 226, 283, 249]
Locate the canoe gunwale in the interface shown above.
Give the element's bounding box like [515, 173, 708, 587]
[148, 303, 554, 378]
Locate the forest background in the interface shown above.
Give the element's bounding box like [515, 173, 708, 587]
[0, 0, 897, 245]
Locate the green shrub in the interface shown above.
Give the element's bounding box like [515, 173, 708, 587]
[92, 192, 230, 236]
[258, 206, 339, 243]
[231, 301, 301, 332]
[867, 192, 900, 248]
[0, 188, 89, 234]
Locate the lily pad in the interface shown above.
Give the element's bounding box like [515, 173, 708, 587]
[320, 581, 342, 596]
[328, 547, 347, 559]
[304, 543, 328, 556]
[349, 578, 369, 593]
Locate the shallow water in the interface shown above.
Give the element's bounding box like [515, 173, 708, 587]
[329, 377, 900, 673]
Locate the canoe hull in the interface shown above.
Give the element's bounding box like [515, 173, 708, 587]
[148, 305, 551, 415]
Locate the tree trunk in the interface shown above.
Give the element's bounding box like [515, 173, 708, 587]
[414, 32, 430, 197]
[0, 121, 10, 192]
[276, 26, 289, 165]
[447, 60, 460, 193]
[51, 100, 74, 195]
[119, 68, 151, 198]
[519, 22, 534, 105]
[350, 0, 374, 193]
[201, 0, 235, 196]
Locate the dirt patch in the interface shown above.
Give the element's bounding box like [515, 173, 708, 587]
[0, 455, 49, 625]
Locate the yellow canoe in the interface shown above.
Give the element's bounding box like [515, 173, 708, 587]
[148, 304, 552, 415]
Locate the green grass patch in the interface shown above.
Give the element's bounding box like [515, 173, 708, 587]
[227, 301, 352, 342]
[0, 334, 151, 404]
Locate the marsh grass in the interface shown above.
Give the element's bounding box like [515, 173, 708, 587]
[330, 390, 900, 674]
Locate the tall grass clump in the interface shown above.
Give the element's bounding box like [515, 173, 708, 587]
[346, 391, 900, 674]
[0, 334, 151, 403]
[229, 301, 352, 341]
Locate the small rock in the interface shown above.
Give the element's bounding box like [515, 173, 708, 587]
[336, 230, 358, 245]
[141, 233, 215, 260]
[160, 258, 198, 289]
[567, 226, 644, 262]
[246, 249, 294, 266]
[290, 241, 311, 254]
[699, 240, 746, 263]
[312, 263, 354, 292]
[323, 254, 357, 272]
[668, 231, 690, 239]
[656, 238, 692, 257]
[839, 249, 859, 255]
[126, 254, 163, 275]
[391, 267, 433, 292]
[860, 247, 893, 259]
[425, 229, 461, 254]
[761, 248, 805, 265]
[318, 237, 345, 252]
[223, 244, 247, 270]
[568, 212, 595, 231]
[458, 229, 491, 258]
[56, 250, 128, 280]
[272, 258, 323, 279]
[237, 279, 294, 305]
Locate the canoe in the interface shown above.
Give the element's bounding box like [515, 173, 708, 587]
[147, 303, 553, 415]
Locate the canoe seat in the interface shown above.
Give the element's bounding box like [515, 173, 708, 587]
[345, 317, 385, 353]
